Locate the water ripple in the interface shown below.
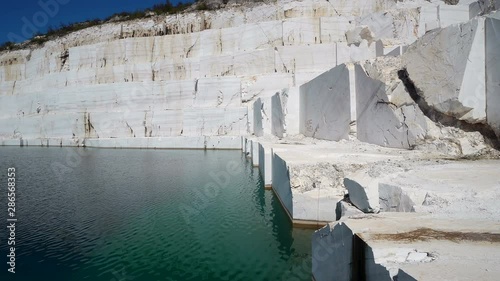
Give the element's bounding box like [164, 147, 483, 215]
[0, 147, 314, 281]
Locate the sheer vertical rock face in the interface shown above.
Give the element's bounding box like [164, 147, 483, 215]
[486, 14, 500, 137]
[299, 64, 351, 141]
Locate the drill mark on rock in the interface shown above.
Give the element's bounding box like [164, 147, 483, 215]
[125, 121, 135, 137]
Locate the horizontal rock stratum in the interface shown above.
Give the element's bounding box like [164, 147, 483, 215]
[1, 0, 499, 280]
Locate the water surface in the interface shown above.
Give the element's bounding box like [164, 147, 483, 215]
[0, 147, 312, 281]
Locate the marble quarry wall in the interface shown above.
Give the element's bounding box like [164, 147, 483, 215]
[1, 0, 498, 279]
[0, 0, 491, 147]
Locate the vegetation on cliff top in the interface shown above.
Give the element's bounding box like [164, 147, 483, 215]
[0, 0, 204, 52]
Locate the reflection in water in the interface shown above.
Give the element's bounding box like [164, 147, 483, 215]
[0, 147, 313, 281]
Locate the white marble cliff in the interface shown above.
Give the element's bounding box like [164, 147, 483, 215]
[1, 0, 499, 280]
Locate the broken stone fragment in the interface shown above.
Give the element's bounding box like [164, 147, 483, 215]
[343, 172, 381, 213]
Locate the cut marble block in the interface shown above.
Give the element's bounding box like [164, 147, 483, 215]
[275, 43, 336, 73]
[319, 16, 355, 43]
[194, 77, 241, 108]
[253, 98, 264, 137]
[182, 107, 248, 136]
[282, 17, 320, 45]
[486, 15, 500, 137]
[258, 142, 273, 188]
[299, 64, 351, 141]
[355, 63, 427, 149]
[403, 17, 486, 124]
[271, 92, 285, 138]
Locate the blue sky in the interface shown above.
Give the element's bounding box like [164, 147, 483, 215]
[0, 0, 189, 45]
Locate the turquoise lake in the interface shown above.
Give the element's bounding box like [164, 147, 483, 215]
[0, 147, 313, 281]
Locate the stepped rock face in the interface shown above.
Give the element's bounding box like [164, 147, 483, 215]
[0, 0, 491, 146]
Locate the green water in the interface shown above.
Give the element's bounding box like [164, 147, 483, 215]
[0, 147, 313, 281]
